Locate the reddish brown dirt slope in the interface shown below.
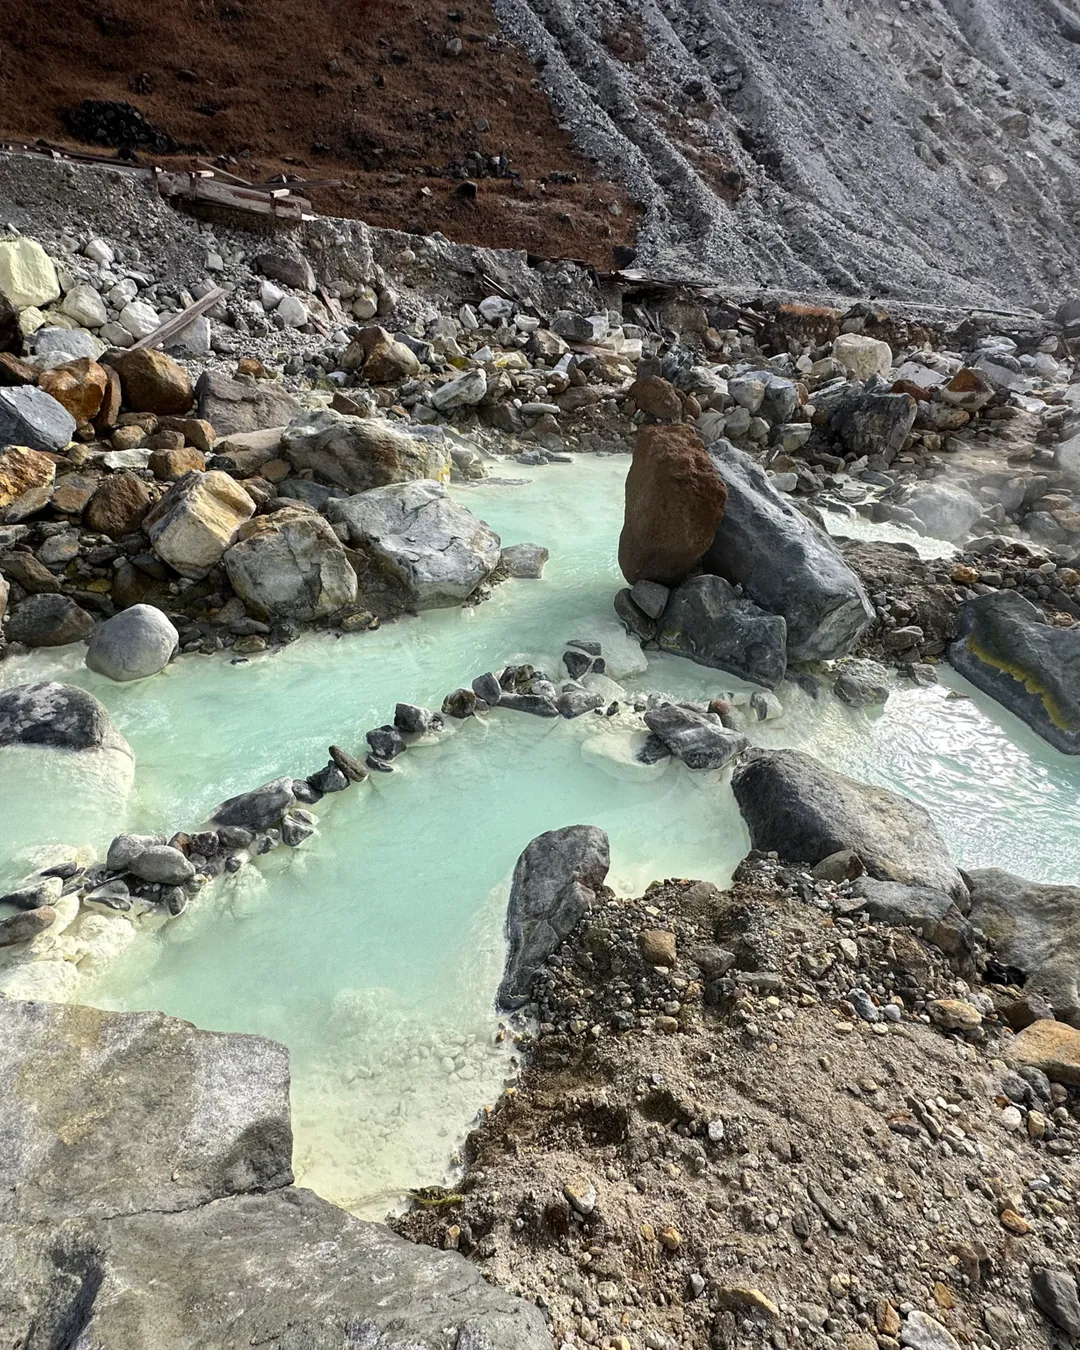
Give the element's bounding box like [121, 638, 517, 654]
[0, 0, 637, 267]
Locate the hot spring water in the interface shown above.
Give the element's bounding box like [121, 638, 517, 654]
[3, 454, 1079, 1212]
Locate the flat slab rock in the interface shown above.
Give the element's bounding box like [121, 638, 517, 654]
[0, 999, 552, 1350]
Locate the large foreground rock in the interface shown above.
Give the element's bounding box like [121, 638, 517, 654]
[655, 573, 787, 687]
[0, 681, 131, 758]
[0, 1000, 551, 1350]
[618, 424, 727, 586]
[732, 749, 967, 904]
[195, 369, 301, 435]
[498, 825, 610, 1010]
[703, 442, 874, 661]
[966, 868, 1080, 1026]
[224, 507, 358, 621]
[144, 470, 255, 579]
[949, 590, 1080, 754]
[86, 604, 179, 682]
[328, 479, 500, 609]
[113, 348, 193, 416]
[282, 408, 451, 491]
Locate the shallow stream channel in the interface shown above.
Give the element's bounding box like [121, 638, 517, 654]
[3, 454, 1080, 1214]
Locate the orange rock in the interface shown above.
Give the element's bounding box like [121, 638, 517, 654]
[1009, 1019, 1080, 1085]
[0, 445, 55, 508]
[149, 447, 206, 481]
[38, 358, 107, 426]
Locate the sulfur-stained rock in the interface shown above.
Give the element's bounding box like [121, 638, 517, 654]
[0, 445, 56, 508]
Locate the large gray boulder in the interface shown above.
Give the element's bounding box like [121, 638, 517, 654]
[949, 590, 1080, 754]
[328, 479, 500, 609]
[703, 442, 874, 661]
[654, 574, 787, 688]
[498, 825, 610, 1010]
[224, 507, 358, 621]
[86, 604, 179, 682]
[0, 384, 76, 452]
[0, 1000, 292, 1223]
[0, 681, 131, 759]
[732, 749, 967, 905]
[194, 370, 301, 436]
[0, 1000, 551, 1350]
[966, 868, 1080, 1026]
[281, 408, 451, 491]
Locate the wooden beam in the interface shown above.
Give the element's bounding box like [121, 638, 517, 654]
[128, 286, 227, 353]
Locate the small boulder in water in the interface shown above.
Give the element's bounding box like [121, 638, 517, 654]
[949, 590, 1080, 754]
[500, 543, 549, 579]
[833, 657, 890, 709]
[212, 777, 295, 831]
[86, 604, 179, 682]
[0, 681, 132, 760]
[643, 703, 747, 771]
[732, 748, 967, 905]
[498, 825, 610, 1010]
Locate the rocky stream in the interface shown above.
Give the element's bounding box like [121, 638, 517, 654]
[1, 151, 1080, 1350]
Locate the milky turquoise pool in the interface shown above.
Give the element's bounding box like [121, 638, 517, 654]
[2, 453, 1078, 1212]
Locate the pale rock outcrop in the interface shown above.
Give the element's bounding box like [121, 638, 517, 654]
[144, 470, 255, 578]
[224, 508, 358, 621]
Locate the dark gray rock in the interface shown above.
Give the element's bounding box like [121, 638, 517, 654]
[394, 702, 443, 735]
[442, 688, 477, 719]
[83, 879, 133, 913]
[630, 578, 670, 620]
[212, 777, 295, 831]
[106, 833, 164, 872]
[966, 868, 1080, 1026]
[557, 688, 605, 718]
[0, 385, 77, 453]
[5, 592, 94, 647]
[847, 877, 974, 961]
[367, 724, 407, 760]
[308, 761, 350, 794]
[614, 586, 657, 640]
[254, 252, 316, 291]
[703, 443, 874, 661]
[0, 681, 131, 759]
[86, 604, 179, 682]
[281, 811, 317, 847]
[194, 370, 300, 437]
[643, 703, 748, 770]
[656, 573, 787, 688]
[472, 672, 502, 705]
[0, 1000, 550, 1350]
[732, 749, 967, 904]
[949, 590, 1080, 754]
[1031, 1267, 1080, 1339]
[499, 692, 560, 717]
[834, 657, 891, 709]
[501, 542, 549, 578]
[329, 744, 367, 782]
[126, 845, 196, 886]
[563, 648, 593, 679]
[829, 392, 916, 462]
[498, 825, 610, 1010]
[0, 905, 56, 946]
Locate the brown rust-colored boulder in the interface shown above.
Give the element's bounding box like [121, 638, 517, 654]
[38, 359, 108, 426]
[113, 348, 194, 416]
[86, 471, 154, 539]
[627, 375, 682, 421]
[618, 424, 727, 587]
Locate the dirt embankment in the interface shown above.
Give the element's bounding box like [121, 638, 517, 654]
[0, 0, 636, 268]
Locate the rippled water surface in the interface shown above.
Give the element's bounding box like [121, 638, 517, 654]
[3, 453, 1078, 1210]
